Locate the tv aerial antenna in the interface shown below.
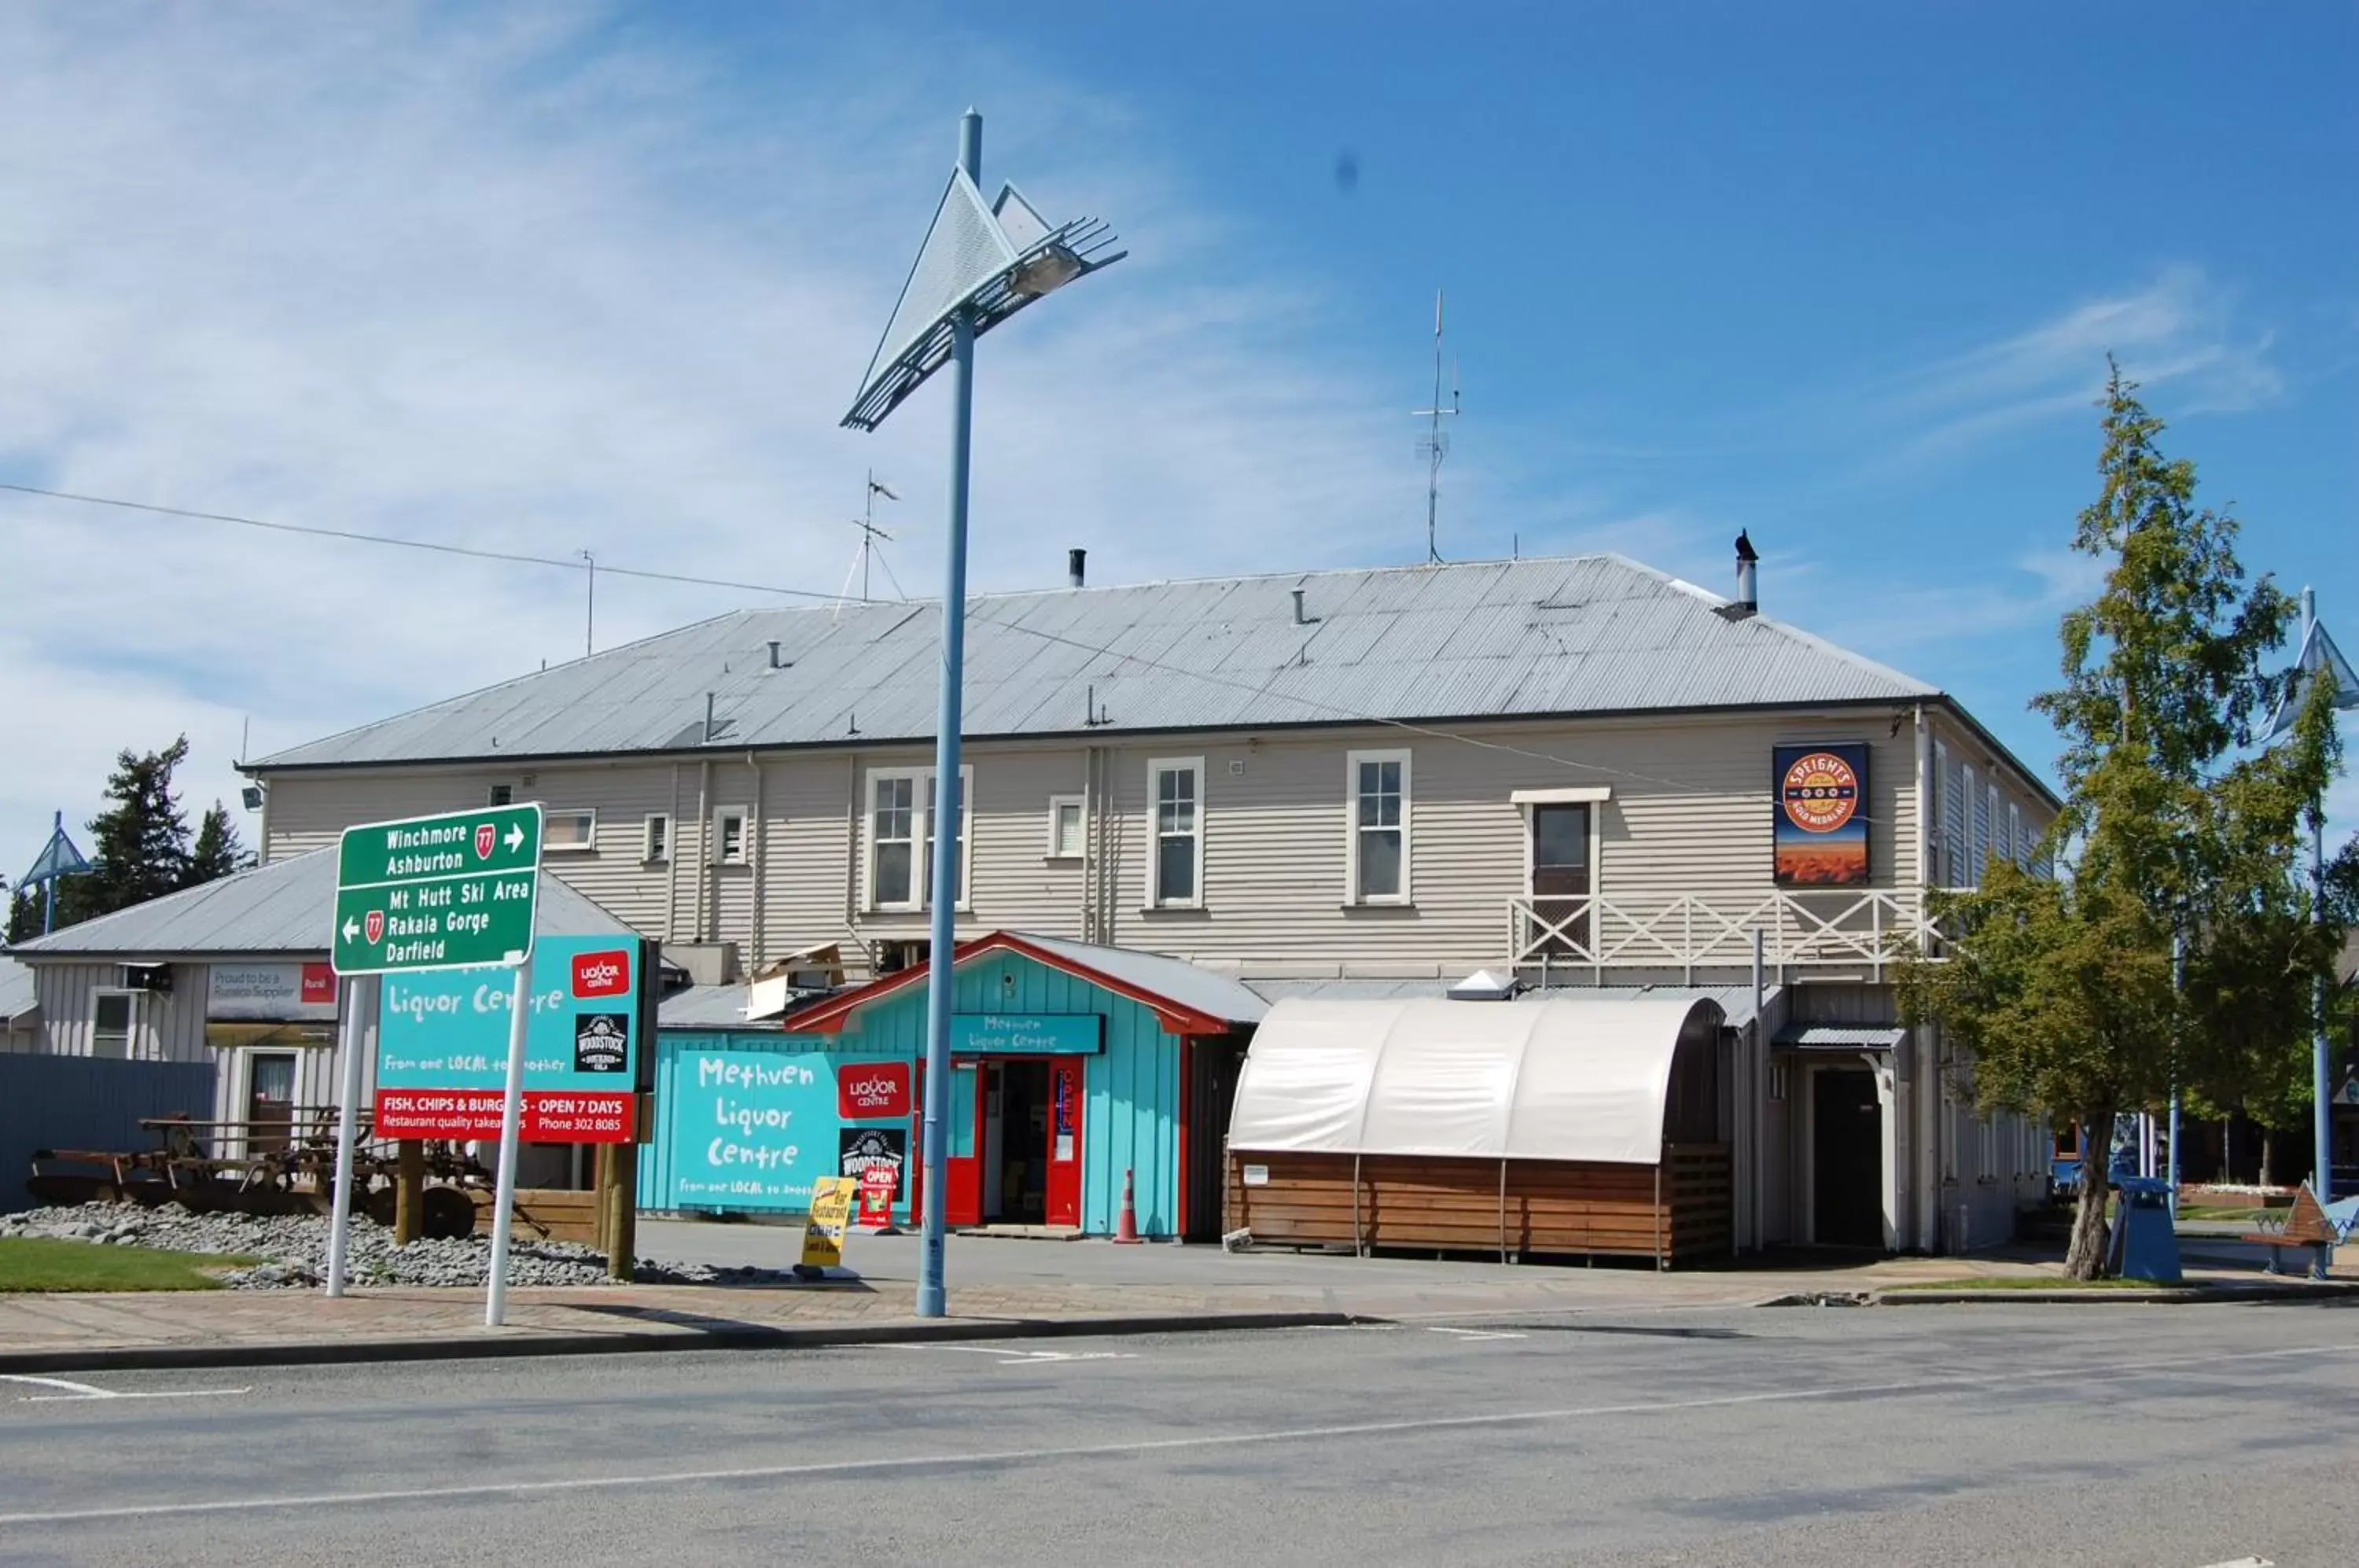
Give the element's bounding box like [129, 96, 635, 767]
[1412, 288, 1460, 564]
[837, 471, 903, 614]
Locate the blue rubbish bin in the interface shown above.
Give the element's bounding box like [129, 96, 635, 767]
[2108, 1176, 2182, 1284]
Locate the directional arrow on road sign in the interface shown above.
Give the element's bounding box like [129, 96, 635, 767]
[504, 823, 525, 852]
[341, 918, 361, 943]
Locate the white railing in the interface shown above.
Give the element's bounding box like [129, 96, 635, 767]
[1507, 889, 1956, 983]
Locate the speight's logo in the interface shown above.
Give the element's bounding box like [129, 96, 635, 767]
[572, 949, 631, 999]
[1780, 751, 1860, 834]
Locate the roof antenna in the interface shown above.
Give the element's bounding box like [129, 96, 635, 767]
[836, 471, 900, 617]
[1412, 288, 1460, 565]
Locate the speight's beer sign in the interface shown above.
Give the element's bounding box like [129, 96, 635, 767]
[1773, 743, 1869, 886]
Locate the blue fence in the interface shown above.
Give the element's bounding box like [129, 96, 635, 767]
[0, 1055, 215, 1213]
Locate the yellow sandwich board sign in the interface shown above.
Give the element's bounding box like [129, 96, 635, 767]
[800, 1176, 857, 1269]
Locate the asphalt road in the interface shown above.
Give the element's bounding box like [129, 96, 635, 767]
[2, 1301, 2353, 1566]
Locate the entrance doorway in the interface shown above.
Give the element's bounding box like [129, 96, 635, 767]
[1185, 1034, 1249, 1242]
[246, 1052, 297, 1156]
[1811, 1066, 1885, 1248]
[950, 1055, 1085, 1229]
[983, 1059, 1049, 1224]
[1529, 803, 1591, 954]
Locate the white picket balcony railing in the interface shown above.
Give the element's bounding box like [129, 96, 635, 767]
[1507, 889, 1957, 983]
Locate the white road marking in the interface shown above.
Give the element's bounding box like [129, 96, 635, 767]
[0, 1341, 2350, 1528]
[1425, 1326, 1526, 1342]
[0, 1374, 248, 1404]
[2197, 1559, 2273, 1566]
[889, 1344, 1137, 1367]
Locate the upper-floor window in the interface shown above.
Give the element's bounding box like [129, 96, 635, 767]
[486, 782, 514, 807]
[866, 766, 970, 911]
[544, 809, 596, 853]
[1147, 758, 1203, 908]
[923, 771, 972, 908]
[1347, 749, 1411, 904]
[1047, 794, 1085, 860]
[91, 990, 136, 1059]
[642, 813, 671, 864]
[712, 807, 749, 867]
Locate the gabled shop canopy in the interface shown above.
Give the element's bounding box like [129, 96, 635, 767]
[1227, 996, 1725, 1165]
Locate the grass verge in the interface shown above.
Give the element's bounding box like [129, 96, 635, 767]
[0, 1237, 260, 1293]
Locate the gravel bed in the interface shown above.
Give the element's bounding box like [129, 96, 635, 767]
[0, 1202, 804, 1290]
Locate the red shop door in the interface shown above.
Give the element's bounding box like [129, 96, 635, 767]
[944, 1061, 982, 1228]
[1046, 1058, 1084, 1228]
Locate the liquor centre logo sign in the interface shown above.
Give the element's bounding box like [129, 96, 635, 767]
[374, 935, 641, 1142]
[1773, 742, 1870, 886]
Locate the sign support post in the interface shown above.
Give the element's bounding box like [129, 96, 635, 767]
[323, 974, 372, 1297]
[484, 956, 535, 1328]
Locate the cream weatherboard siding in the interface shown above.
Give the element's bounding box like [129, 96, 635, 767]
[257, 701, 2051, 977]
[28, 963, 211, 1064]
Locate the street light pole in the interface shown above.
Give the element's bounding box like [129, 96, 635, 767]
[915, 110, 984, 1320]
[840, 109, 1123, 1319]
[2305, 587, 2332, 1203]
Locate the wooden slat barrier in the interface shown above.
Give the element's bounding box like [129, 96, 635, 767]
[469, 1187, 603, 1246]
[1227, 1146, 1732, 1269]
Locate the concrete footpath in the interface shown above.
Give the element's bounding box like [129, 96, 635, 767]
[4, 1221, 2353, 1374]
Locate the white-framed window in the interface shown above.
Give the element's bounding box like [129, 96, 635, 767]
[486, 782, 514, 807]
[1047, 794, 1085, 860]
[642, 813, 671, 864]
[1146, 757, 1205, 909]
[2008, 802, 2026, 869]
[91, 990, 137, 1059]
[712, 807, 749, 867]
[869, 771, 921, 910]
[543, 809, 596, 853]
[1346, 749, 1411, 904]
[923, 767, 974, 909]
[864, 766, 972, 911]
[1961, 762, 1981, 886]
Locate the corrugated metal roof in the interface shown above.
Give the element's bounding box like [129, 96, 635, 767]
[1012, 933, 1268, 1025]
[1241, 977, 1773, 1030]
[1776, 1023, 1908, 1050]
[0, 958, 35, 1024]
[8, 849, 634, 959]
[252, 554, 1939, 770]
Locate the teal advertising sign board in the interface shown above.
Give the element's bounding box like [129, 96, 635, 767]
[332, 804, 543, 975]
[659, 1046, 915, 1214]
[949, 1013, 1104, 1056]
[373, 935, 641, 1143]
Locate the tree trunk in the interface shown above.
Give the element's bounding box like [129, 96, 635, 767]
[2065, 1110, 2114, 1279]
[2261, 1128, 2276, 1187]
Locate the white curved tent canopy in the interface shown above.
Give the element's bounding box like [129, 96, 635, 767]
[1227, 996, 1725, 1165]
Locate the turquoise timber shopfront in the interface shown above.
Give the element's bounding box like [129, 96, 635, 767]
[639, 933, 1267, 1239]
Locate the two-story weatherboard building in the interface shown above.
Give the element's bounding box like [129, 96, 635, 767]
[204, 549, 2059, 1254]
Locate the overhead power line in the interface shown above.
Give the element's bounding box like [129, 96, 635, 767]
[0, 482, 854, 604]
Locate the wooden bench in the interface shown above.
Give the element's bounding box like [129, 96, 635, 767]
[2238, 1183, 2353, 1279]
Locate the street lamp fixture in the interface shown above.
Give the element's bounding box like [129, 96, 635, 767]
[841, 110, 1123, 1320]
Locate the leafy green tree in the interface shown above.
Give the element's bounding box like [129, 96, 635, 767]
[1902, 366, 2340, 1277]
[186, 800, 249, 885]
[4, 886, 43, 944]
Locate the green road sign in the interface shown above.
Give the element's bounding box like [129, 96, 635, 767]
[330, 804, 543, 976]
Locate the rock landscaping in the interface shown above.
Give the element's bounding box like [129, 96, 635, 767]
[0, 1202, 804, 1290]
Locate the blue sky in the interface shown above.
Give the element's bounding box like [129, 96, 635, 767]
[2, 3, 2353, 870]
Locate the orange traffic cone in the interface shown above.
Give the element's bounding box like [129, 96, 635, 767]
[1114, 1167, 1142, 1244]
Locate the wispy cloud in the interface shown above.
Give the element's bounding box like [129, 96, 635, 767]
[1869, 265, 2282, 471]
[0, 6, 1411, 866]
